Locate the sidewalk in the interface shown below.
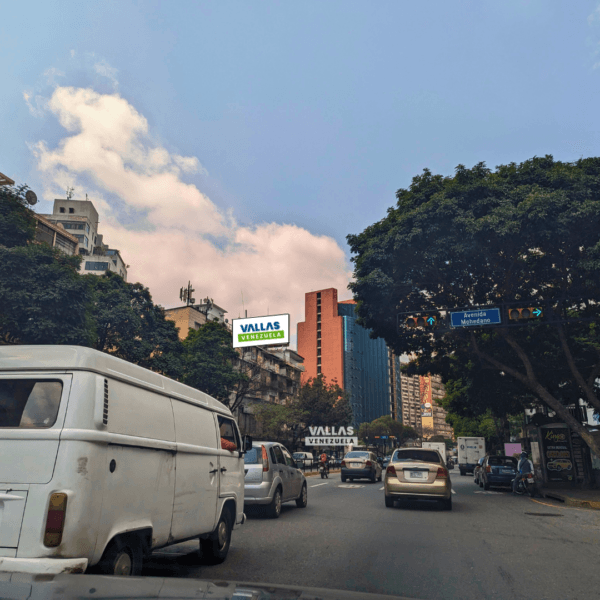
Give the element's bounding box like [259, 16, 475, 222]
[540, 487, 600, 510]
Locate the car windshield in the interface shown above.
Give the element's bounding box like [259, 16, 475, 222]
[345, 452, 369, 459]
[392, 450, 441, 464]
[489, 457, 518, 467]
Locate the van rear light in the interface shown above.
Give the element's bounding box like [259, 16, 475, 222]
[436, 467, 448, 479]
[261, 445, 269, 472]
[44, 493, 68, 547]
[386, 465, 397, 477]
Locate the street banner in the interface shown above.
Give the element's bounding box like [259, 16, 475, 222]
[232, 314, 290, 348]
[541, 425, 574, 483]
[420, 375, 434, 438]
[504, 443, 522, 459]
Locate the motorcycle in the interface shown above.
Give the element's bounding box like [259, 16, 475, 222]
[512, 472, 537, 497]
[319, 462, 329, 479]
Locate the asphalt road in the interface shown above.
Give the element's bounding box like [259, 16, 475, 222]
[142, 468, 600, 600]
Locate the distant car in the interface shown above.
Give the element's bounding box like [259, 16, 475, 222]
[384, 448, 452, 510]
[245, 442, 308, 518]
[547, 459, 572, 472]
[292, 452, 314, 469]
[341, 451, 383, 483]
[382, 455, 392, 470]
[473, 457, 485, 486]
[479, 455, 518, 490]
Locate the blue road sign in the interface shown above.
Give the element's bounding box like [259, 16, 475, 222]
[450, 308, 501, 328]
[380, 436, 388, 439]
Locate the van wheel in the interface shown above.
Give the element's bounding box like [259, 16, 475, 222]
[200, 512, 232, 564]
[98, 537, 143, 576]
[341, 476, 346, 482]
[267, 488, 282, 519]
[296, 483, 308, 508]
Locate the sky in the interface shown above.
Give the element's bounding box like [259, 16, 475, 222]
[3, 1, 600, 348]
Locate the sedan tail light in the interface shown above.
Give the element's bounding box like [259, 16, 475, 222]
[341, 460, 346, 467]
[261, 445, 269, 472]
[44, 493, 68, 547]
[386, 465, 397, 477]
[365, 460, 372, 467]
[436, 467, 448, 479]
[486, 465, 492, 473]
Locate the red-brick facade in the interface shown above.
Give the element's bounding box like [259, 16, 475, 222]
[297, 288, 344, 387]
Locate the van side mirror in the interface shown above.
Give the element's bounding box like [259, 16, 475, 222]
[243, 435, 253, 453]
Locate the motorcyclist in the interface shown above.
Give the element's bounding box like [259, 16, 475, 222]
[320, 452, 329, 473]
[512, 451, 534, 495]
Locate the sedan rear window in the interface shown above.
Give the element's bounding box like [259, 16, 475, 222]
[345, 452, 369, 459]
[392, 450, 441, 463]
[244, 447, 261, 464]
[488, 457, 517, 467]
[0, 380, 62, 428]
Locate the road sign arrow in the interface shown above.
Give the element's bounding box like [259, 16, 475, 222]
[427, 316, 436, 325]
[533, 308, 542, 317]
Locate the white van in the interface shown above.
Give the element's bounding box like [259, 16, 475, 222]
[0, 345, 250, 576]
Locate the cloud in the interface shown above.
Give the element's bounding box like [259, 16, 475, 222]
[23, 91, 48, 118]
[30, 85, 353, 344]
[589, 5, 600, 25]
[94, 59, 119, 90]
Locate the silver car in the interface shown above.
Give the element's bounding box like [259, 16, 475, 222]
[244, 441, 308, 518]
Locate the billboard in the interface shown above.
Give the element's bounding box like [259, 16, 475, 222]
[232, 314, 290, 348]
[420, 375, 434, 438]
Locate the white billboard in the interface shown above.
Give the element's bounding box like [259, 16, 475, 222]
[232, 314, 290, 348]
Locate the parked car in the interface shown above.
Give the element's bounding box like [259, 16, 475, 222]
[0, 345, 250, 577]
[292, 452, 314, 469]
[245, 442, 308, 518]
[384, 448, 452, 510]
[479, 455, 518, 490]
[341, 451, 382, 483]
[473, 457, 485, 486]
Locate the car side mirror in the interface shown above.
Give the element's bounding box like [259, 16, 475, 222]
[242, 435, 253, 453]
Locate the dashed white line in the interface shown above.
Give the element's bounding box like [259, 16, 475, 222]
[310, 482, 329, 487]
[452, 489, 456, 494]
[379, 486, 385, 491]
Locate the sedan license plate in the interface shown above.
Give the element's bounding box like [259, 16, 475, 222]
[501, 469, 513, 474]
[351, 462, 361, 467]
[409, 471, 426, 479]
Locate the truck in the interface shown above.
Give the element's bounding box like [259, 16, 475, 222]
[457, 437, 486, 476]
[421, 441, 447, 464]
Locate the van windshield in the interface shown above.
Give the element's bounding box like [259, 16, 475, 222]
[0, 380, 62, 428]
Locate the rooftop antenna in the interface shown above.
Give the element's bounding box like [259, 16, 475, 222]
[86, 193, 89, 201]
[241, 290, 245, 317]
[66, 187, 75, 200]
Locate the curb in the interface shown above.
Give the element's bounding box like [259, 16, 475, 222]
[542, 491, 600, 511]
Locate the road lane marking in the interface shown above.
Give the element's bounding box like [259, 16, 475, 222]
[379, 486, 385, 490]
[310, 482, 329, 487]
[452, 490, 456, 494]
[474, 490, 502, 494]
[338, 484, 365, 489]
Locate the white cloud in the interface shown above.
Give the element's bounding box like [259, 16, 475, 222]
[30, 85, 353, 343]
[23, 91, 48, 118]
[94, 59, 119, 90]
[589, 5, 600, 25]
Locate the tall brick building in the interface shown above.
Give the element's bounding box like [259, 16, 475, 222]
[297, 288, 393, 427]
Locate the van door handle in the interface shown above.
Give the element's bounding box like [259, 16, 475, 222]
[209, 469, 218, 474]
[220, 467, 227, 473]
[0, 493, 24, 502]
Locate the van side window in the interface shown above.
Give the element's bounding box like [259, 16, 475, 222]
[217, 415, 240, 450]
[273, 445, 285, 464]
[0, 380, 62, 428]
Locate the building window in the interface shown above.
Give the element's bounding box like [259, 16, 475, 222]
[85, 261, 109, 271]
[69, 208, 74, 214]
[59, 207, 65, 213]
[86, 224, 90, 234]
[62, 222, 84, 230]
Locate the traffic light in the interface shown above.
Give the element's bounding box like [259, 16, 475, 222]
[508, 307, 543, 321]
[404, 315, 438, 328]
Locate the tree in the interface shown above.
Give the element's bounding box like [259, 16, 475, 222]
[254, 375, 353, 451]
[347, 156, 600, 458]
[0, 185, 94, 345]
[181, 320, 247, 406]
[88, 271, 184, 379]
[357, 415, 417, 448]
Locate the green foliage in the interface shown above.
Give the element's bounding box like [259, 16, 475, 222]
[181, 320, 246, 405]
[88, 271, 185, 379]
[0, 185, 36, 248]
[348, 156, 600, 454]
[0, 243, 94, 345]
[254, 375, 353, 450]
[357, 415, 417, 446]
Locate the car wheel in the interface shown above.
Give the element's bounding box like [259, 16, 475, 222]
[98, 536, 143, 576]
[378, 472, 383, 482]
[440, 497, 452, 511]
[385, 494, 394, 508]
[483, 479, 490, 491]
[200, 511, 232, 564]
[460, 470, 465, 476]
[474, 475, 478, 485]
[296, 483, 308, 508]
[267, 488, 282, 519]
[341, 475, 346, 482]
[370, 472, 376, 483]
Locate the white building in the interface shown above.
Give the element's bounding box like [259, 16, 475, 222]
[40, 199, 128, 281]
